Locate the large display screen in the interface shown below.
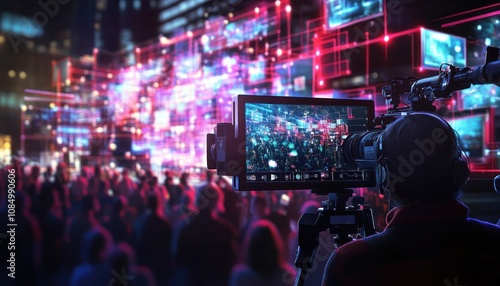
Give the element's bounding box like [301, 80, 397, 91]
[421, 28, 466, 70]
[460, 84, 500, 109]
[325, 0, 383, 30]
[447, 114, 486, 159]
[234, 95, 375, 190]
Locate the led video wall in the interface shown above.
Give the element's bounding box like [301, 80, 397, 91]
[48, 1, 498, 174]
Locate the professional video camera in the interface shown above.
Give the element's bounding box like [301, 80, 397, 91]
[206, 94, 378, 285]
[206, 46, 500, 286]
[208, 46, 500, 192]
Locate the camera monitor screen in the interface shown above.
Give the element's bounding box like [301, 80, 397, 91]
[233, 95, 375, 191]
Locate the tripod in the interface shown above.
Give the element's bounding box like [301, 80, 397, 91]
[293, 189, 376, 286]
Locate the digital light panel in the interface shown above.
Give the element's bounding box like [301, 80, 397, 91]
[273, 58, 313, 97]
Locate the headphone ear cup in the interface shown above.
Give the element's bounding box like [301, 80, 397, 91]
[377, 161, 389, 195]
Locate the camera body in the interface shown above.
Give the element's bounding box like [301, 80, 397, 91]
[206, 122, 241, 176]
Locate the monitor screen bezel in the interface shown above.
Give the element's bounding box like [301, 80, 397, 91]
[233, 94, 375, 191]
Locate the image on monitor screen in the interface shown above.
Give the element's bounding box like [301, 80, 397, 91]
[243, 100, 372, 186]
[421, 28, 466, 70]
[325, 0, 383, 30]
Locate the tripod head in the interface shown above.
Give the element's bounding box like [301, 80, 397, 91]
[293, 189, 376, 286]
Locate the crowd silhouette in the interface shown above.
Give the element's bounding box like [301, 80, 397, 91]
[0, 159, 339, 286]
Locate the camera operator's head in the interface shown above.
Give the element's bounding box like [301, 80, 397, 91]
[380, 112, 469, 205]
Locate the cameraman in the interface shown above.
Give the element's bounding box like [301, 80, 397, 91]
[322, 113, 500, 286]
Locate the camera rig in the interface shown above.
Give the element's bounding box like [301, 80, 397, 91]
[207, 46, 500, 286]
[294, 188, 376, 285]
[377, 46, 500, 127]
[293, 45, 500, 286]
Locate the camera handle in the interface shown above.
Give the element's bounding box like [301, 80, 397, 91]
[293, 189, 376, 286]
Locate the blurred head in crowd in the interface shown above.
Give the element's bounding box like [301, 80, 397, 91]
[195, 183, 225, 214]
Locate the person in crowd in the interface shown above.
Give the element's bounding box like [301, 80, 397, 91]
[216, 175, 241, 230]
[88, 164, 110, 199]
[91, 165, 115, 219]
[164, 170, 181, 210]
[69, 228, 112, 286]
[115, 168, 137, 197]
[241, 192, 292, 261]
[106, 242, 157, 286]
[133, 193, 173, 286]
[178, 171, 195, 194]
[322, 113, 500, 286]
[24, 164, 41, 201]
[35, 187, 65, 286]
[266, 192, 293, 256]
[53, 162, 71, 218]
[241, 193, 271, 240]
[203, 169, 216, 186]
[137, 168, 154, 192]
[229, 219, 296, 286]
[65, 195, 101, 268]
[170, 191, 198, 228]
[170, 191, 199, 271]
[40, 165, 53, 193]
[142, 176, 169, 215]
[109, 169, 120, 195]
[127, 181, 148, 218]
[70, 167, 89, 202]
[103, 195, 132, 244]
[176, 182, 239, 286]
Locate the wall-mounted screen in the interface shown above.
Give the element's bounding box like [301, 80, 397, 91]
[421, 28, 466, 70]
[325, 0, 383, 30]
[446, 114, 486, 159]
[460, 84, 500, 110]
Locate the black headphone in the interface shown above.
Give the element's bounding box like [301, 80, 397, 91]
[376, 112, 470, 194]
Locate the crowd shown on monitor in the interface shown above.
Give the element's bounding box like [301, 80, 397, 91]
[246, 119, 346, 172]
